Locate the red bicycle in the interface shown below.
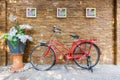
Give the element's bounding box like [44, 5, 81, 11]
[30, 26, 101, 71]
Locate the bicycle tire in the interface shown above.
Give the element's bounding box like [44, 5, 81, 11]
[30, 45, 56, 71]
[73, 42, 100, 69]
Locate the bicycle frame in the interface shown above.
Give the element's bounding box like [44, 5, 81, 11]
[47, 37, 96, 61]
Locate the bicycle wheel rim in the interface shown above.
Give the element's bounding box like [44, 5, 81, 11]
[30, 45, 56, 71]
[73, 42, 100, 69]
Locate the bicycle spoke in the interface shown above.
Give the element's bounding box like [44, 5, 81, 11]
[30, 45, 56, 71]
[73, 42, 100, 69]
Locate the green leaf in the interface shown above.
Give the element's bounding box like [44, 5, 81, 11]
[12, 36, 18, 42]
[3, 33, 8, 39]
[10, 36, 18, 48]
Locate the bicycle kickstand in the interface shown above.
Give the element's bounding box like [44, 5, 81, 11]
[88, 66, 93, 73]
[87, 56, 93, 73]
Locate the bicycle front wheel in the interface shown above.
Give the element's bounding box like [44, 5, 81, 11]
[73, 42, 100, 69]
[30, 45, 56, 71]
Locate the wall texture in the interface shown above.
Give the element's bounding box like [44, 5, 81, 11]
[117, 0, 120, 64]
[0, 0, 118, 65]
[0, 0, 7, 65]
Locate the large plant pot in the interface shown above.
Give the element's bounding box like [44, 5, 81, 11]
[7, 40, 26, 54]
[7, 40, 26, 71]
[11, 54, 24, 71]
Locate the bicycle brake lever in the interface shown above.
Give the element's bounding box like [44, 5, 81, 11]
[53, 26, 61, 31]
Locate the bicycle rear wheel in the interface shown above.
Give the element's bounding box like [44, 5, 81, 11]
[73, 42, 100, 69]
[30, 45, 56, 71]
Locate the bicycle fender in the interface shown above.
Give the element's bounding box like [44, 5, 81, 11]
[70, 40, 95, 53]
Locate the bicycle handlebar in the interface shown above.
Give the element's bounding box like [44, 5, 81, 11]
[53, 26, 61, 33]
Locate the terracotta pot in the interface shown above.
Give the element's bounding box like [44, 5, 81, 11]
[11, 54, 24, 71]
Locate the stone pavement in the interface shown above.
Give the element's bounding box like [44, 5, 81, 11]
[0, 63, 120, 80]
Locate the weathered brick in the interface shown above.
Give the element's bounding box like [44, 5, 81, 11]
[0, 0, 119, 65]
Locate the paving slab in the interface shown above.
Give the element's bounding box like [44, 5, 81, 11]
[0, 63, 120, 80]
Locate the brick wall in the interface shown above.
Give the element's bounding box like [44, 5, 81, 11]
[0, 0, 7, 65]
[0, 0, 117, 65]
[117, 0, 120, 64]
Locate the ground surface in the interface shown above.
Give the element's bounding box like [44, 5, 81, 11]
[0, 63, 120, 80]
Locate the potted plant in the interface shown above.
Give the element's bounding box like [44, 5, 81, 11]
[0, 13, 33, 72]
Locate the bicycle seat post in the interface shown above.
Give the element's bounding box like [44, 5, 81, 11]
[49, 26, 61, 41]
[49, 32, 56, 41]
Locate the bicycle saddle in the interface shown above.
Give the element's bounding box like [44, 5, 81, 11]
[70, 34, 79, 39]
[38, 40, 47, 46]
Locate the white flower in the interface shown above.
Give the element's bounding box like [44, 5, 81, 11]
[25, 35, 33, 41]
[9, 13, 17, 22]
[8, 27, 17, 35]
[16, 34, 33, 43]
[7, 27, 17, 40]
[19, 24, 32, 29]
